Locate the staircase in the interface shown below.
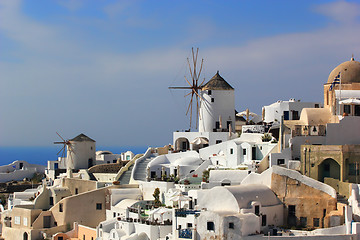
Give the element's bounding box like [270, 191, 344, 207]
[118, 164, 135, 185]
[133, 156, 155, 181]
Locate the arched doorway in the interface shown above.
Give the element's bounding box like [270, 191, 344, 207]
[23, 232, 28, 240]
[175, 138, 190, 152]
[318, 158, 340, 182]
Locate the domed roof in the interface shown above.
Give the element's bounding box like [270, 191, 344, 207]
[202, 71, 234, 90]
[327, 57, 360, 84]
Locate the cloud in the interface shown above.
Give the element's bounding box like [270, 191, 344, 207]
[1, 0, 360, 147]
[313, 0, 360, 24]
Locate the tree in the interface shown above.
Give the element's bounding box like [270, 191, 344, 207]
[153, 188, 161, 207]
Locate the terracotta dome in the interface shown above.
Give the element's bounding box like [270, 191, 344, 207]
[327, 57, 360, 84]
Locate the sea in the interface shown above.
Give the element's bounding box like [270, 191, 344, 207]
[0, 146, 148, 166]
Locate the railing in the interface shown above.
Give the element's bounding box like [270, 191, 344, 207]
[179, 229, 192, 239]
[175, 209, 200, 217]
[115, 152, 146, 181]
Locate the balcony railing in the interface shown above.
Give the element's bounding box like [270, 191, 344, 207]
[179, 229, 192, 239]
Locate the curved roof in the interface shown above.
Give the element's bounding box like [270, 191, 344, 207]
[114, 198, 139, 209]
[199, 184, 280, 212]
[327, 57, 360, 84]
[202, 71, 234, 91]
[299, 108, 333, 125]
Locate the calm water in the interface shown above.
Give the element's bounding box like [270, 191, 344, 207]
[0, 146, 148, 166]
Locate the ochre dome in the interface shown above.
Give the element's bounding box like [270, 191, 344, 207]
[327, 58, 360, 84]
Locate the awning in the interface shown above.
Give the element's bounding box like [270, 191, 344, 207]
[339, 98, 360, 105]
[190, 137, 209, 145]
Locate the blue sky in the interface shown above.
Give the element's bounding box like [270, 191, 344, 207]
[0, 0, 360, 147]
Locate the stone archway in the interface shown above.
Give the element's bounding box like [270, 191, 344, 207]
[23, 232, 28, 240]
[175, 138, 190, 152]
[318, 158, 340, 182]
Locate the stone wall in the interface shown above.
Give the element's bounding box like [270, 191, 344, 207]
[271, 173, 339, 228]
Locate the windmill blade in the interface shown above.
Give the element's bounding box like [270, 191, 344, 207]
[199, 77, 206, 87]
[196, 96, 200, 128]
[54, 141, 65, 144]
[57, 145, 66, 156]
[193, 89, 205, 102]
[168, 86, 192, 89]
[184, 91, 192, 97]
[184, 76, 193, 88]
[187, 58, 194, 81]
[186, 94, 194, 115]
[197, 59, 204, 81]
[56, 132, 66, 142]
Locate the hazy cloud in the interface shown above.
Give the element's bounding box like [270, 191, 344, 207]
[313, 0, 360, 24]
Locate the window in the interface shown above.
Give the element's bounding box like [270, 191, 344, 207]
[226, 121, 232, 129]
[43, 216, 51, 228]
[344, 105, 351, 114]
[313, 218, 320, 227]
[292, 111, 299, 120]
[14, 216, 20, 225]
[96, 203, 102, 210]
[262, 215, 267, 226]
[243, 149, 246, 155]
[230, 148, 233, 154]
[113, 212, 116, 218]
[58, 237, 63, 240]
[300, 217, 307, 227]
[349, 163, 359, 176]
[215, 121, 220, 129]
[216, 140, 222, 144]
[288, 205, 296, 216]
[211, 98, 214, 103]
[59, 203, 63, 212]
[255, 205, 260, 216]
[49, 197, 54, 206]
[208, 90, 212, 95]
[83, 234, 85, 240]
[75, 188, 78, 194]
[207, 221, 215, 231]
[187, 223, 192, 228]
[23, 217, 28, 226]
[229, 222, 234, 229]
[315, 104, 319, 108]
[283, 111, 289, 120]
[277, 159, 285, 165]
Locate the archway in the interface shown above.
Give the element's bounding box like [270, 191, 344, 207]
[318, 158, 340, 182]
[175, 138, 190, 152]
[23, 232, 28, 240]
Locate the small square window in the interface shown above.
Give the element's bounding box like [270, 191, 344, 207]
[208, 90, 212, 95]
[211, 98, 214, 103]
[277, 159, 285, 165]
[300, 217, 307, 227]
[313, 218, 320, 227]
[229, 222, 234, 229]
[207, 221, 215, 231]
[96, 203, 102, 210]
[187, 223, 192, 228]
[230, 148, 233, 154]
[243, 149, 246, 155]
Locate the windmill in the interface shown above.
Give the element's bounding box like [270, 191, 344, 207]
[54, 132, 75, 176]
[169, 48, 206, 129]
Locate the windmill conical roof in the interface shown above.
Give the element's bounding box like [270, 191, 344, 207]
[202, 71, 234, 90]
[70, 133, 95, 142]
